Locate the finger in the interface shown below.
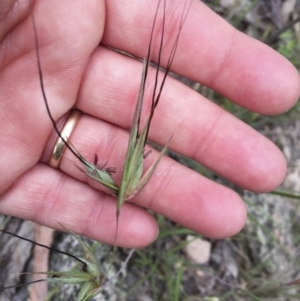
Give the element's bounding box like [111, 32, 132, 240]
[75, 47, 286, 192]
[43, 114, 247, 239]
[102, 0, 300, 114]
[0, 0, 104, 194]
[0, 0, 33, 40]
[0, 164, 158, 248]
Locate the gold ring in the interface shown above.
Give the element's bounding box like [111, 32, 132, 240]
[49, 109, 83, 169]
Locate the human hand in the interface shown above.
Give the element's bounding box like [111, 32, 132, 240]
[0, 0, 299, 248]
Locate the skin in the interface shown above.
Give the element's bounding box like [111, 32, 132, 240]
[0, 0, 299, 248]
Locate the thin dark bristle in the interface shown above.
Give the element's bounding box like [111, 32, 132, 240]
[143, 0, 166, 146]
[0, 278, 46, 292]
[143, 0, 192, 146]
[0, 228, 87, 266]
[151, 0, 166, 110]
[30, 14, 89, 169]
[153, 0, 192, 112]
[135, 0, 162, 137]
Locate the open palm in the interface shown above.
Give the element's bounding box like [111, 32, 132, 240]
[0, 0, 299, 248]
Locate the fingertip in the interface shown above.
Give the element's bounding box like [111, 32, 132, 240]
[236, 134, 287, 193]
[200, 188, 247, 239]
[249, 46, 300, 115]
[252, 144, 287, 193]
[264, 52, 300, 115]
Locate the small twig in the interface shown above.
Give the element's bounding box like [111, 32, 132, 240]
[101, 249, 135, 290]
[265, 15, 300, 45]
